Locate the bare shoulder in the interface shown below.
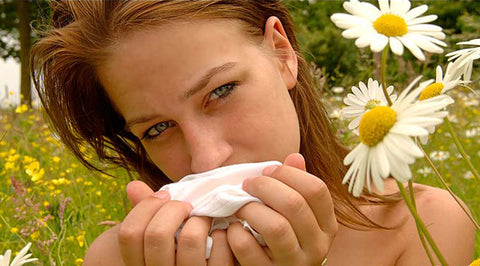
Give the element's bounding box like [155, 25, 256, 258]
[83, 224, 125, 266]
[396, 183, 475, 265]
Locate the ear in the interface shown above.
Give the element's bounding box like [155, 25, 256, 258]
[263, 16, 298, 90]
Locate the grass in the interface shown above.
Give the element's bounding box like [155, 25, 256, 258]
[0, 85, 479, 264]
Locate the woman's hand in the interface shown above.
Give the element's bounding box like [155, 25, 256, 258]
[227, 153, 337, 265]
[119, 180, 234, 265]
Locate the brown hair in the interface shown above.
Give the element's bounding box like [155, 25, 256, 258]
[31, 0, 398, 230]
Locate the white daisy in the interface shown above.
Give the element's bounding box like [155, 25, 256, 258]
[418, 64, 463, 144]
[342, 78, 396, 130]
[429, 150, 450, 162]
[343, 76, 454, 197]
[419, 64, 463, 101]
[330, 0, 446, 61]
[0, 243, 37, 266]
[446, 39, 480, 82]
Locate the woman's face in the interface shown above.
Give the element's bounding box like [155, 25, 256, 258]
[98, 19, 300, 181]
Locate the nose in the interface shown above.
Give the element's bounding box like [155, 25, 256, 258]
[183, 121, 233, 174]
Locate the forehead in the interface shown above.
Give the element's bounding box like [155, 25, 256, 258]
[97, 19, 264, 118]
[101, 19, 258, 79]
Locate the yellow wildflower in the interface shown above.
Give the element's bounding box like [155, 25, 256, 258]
[77, 231, 86, 247]
[52, 156, 61, 163]
[31, 231, 40, 240]
[25, 161, 45, 182]
[15, 104, 28, 114]
[22, 155, 35, 164]
[6, 154, 20, 162]
[75, 258, 84, 265]
[5, 161, 15, 170]
[43, 201, 50, 208]
[10, 227, 19, 234]
[96, 191, 102, 196]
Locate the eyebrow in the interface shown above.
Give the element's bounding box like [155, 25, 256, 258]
[125, 61, 237, 130]
[179, 61, 237, 102]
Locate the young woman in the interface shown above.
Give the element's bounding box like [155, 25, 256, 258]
[31, 1, 474, 265]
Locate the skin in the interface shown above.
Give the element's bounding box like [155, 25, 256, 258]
[83, 17, 475, 265]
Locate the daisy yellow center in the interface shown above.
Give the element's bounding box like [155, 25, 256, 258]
[373, 14, 408, 37]
[419, 83, 444, 100]
[359, 106, 396, 146]
[364, 99, 381, 110]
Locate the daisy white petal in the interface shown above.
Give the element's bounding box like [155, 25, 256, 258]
[348, 116, 362, 130]
[390, 0, 410, 16]
[390, 37, 404, 55]
[0, 243, 37, 266]
[446, 38, 480, 82]
[378, 0, 389, 13]
[407, 14, 437, 25]
[370, 148, 385, 192]
[404, 5, 428, 21]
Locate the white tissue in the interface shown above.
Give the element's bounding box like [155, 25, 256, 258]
[159, 161, 281, 258]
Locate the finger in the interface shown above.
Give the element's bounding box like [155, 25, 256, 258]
[143, 201, 192, 266]
[242, 176, 323, 252]
[126, 180, 155, 207]
[118, 191, 170, 266]
[260, 164, 337, 235]
[226, 222, 272, 266]
[235, 202, 301, 263]
[176, 216, 211, 266]
[283, 153, 306, 171]
[207, 230, 235, 266]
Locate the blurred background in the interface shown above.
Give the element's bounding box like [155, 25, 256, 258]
[0, 0, 479, 264]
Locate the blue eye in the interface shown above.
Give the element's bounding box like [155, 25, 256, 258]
[208, 83, 236, 101]
[143, 121, 174, 139]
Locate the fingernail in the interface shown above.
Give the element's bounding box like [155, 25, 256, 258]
[152, 190, 169, 200]
[242, 177, 253, 190]
[262, 165, 278, 176]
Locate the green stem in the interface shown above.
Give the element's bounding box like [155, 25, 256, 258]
[417, 141, 480, 231]
[444, 117, 480, 183]
[380, 47, 393, 106]
[408, 180, 436, 265]
[396, 181, 448, 265]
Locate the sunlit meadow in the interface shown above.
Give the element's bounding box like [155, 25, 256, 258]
[0, 101, 131, 265]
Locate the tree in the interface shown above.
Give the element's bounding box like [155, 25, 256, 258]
[0, 0, 50, 106]
[18, 0, 31, 105]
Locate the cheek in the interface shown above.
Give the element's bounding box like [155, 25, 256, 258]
[226, 93, 300, 153]
[143, 141, 190, 182]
